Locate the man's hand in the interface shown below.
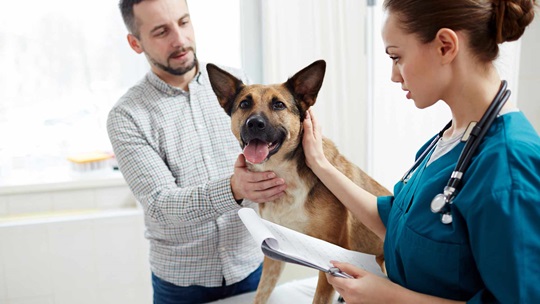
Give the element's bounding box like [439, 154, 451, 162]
[230, 154, 286, 203]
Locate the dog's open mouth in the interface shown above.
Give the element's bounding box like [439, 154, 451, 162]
[242, 139, 282, 164]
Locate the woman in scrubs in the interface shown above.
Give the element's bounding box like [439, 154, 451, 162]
[303, 0, 540, 303]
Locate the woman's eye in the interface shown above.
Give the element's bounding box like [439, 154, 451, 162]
[389, 56, 399, 63]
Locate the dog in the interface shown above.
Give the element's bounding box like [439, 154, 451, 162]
[207, 60, 391, 304]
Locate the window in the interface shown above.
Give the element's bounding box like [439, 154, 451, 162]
[0, 0, 241, 183]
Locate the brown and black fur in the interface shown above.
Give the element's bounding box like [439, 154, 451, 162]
[207, 60, 391, 304]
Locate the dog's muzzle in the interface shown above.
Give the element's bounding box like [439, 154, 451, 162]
[241, 114, 285, 164]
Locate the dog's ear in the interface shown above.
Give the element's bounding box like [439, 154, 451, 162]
[286, 60, 326, 115]
[206, 63, 245, 116]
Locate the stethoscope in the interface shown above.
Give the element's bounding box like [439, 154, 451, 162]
[401, 80, 511, 224]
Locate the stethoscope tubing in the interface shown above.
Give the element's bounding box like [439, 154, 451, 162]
[448, 81, 511, 190]
[432, 80, 511, 224]
[401, 80, 511, 224]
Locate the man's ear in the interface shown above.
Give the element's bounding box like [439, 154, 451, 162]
[127, 34, 144, 54]
[435, 28, 459, 64]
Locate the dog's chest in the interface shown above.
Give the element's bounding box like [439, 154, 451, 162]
[260, 172, 311, 233]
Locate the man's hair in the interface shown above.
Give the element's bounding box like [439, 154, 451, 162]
[119, 0, 189, 38]
[119, 0, 145, 38]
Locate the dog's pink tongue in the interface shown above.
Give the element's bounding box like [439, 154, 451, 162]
[243, 140, 269, 164]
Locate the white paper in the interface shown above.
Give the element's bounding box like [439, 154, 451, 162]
[238, 208, 385, 277]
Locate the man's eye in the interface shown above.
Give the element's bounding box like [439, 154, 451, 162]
[180, 17, 191, 27]
[154, 29, 167, 37]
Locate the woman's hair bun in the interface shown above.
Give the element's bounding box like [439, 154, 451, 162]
[493, 0, 537, 43]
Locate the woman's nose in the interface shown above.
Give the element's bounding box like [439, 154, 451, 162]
[390, 65, 403, 83]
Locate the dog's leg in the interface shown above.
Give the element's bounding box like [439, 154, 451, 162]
[253, 257, 284, 304]
[312, 271, 336, 304]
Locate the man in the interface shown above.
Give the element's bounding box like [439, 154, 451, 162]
[107, 0, 286, 302]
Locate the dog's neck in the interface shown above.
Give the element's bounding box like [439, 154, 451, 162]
[247, 144, 318, 192]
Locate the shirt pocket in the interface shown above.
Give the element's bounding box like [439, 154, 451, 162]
[399, 225, 463, 300]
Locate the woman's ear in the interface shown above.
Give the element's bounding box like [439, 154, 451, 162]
[127, 34, 144, 54]
[435, 28, 459, 64]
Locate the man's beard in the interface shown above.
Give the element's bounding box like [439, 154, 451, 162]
[148, 48, 198, 76]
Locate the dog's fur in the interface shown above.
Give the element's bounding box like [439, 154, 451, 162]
[207, 60, 391, 304]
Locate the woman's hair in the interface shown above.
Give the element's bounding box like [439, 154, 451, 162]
[383, 0, 537, 63]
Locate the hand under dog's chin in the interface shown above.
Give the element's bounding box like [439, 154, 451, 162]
[244, 159, 269, 171]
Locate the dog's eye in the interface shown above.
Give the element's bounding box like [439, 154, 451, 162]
[272, 101, 286, 111]
[239, 100, 251, 109]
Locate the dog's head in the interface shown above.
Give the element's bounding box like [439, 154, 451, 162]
[207, 60, 326, 165]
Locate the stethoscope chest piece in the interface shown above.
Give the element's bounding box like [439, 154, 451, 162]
[441, 213, 453, 224]
[430, 194, 448, 213]
[431, 192, 454, 225]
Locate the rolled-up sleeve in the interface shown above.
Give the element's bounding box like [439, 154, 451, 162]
[377, 195, 394, 228]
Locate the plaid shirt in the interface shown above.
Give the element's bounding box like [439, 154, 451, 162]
[107, 63, 262, 287]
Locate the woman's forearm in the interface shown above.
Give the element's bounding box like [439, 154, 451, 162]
[311, 158, 387, 240]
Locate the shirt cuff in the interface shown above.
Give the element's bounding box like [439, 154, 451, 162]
[208, 177, 241, 214]
[377, 196, 394, 228]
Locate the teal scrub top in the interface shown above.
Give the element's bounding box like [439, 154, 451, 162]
[377, 112, 540, 303]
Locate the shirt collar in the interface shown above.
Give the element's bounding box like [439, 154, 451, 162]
[146, 62, 206, 96]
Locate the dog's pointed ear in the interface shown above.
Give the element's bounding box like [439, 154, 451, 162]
[286, 60, 326, 115]
[206, 63, 244, 116]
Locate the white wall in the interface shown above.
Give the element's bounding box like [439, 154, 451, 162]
[518, 15, 540, 133]
[0, 183, 151, 304]
[189, 0, 242, 68]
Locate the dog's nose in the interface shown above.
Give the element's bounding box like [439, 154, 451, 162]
[246, 115, 266, 131]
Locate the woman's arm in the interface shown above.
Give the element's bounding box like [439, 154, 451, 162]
[302, 109, 387, 240]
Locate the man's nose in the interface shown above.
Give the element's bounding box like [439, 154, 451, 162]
[170, 25, 188, 48]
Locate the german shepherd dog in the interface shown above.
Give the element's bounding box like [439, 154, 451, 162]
[206, 60, 390, 304]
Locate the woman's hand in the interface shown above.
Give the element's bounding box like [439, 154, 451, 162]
[327, 262, 463, 304]
[326, 262, 399, 304]
[302, 108, 328, 170]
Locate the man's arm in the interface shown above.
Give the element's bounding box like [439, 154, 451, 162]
[107, 106, 285, 225]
